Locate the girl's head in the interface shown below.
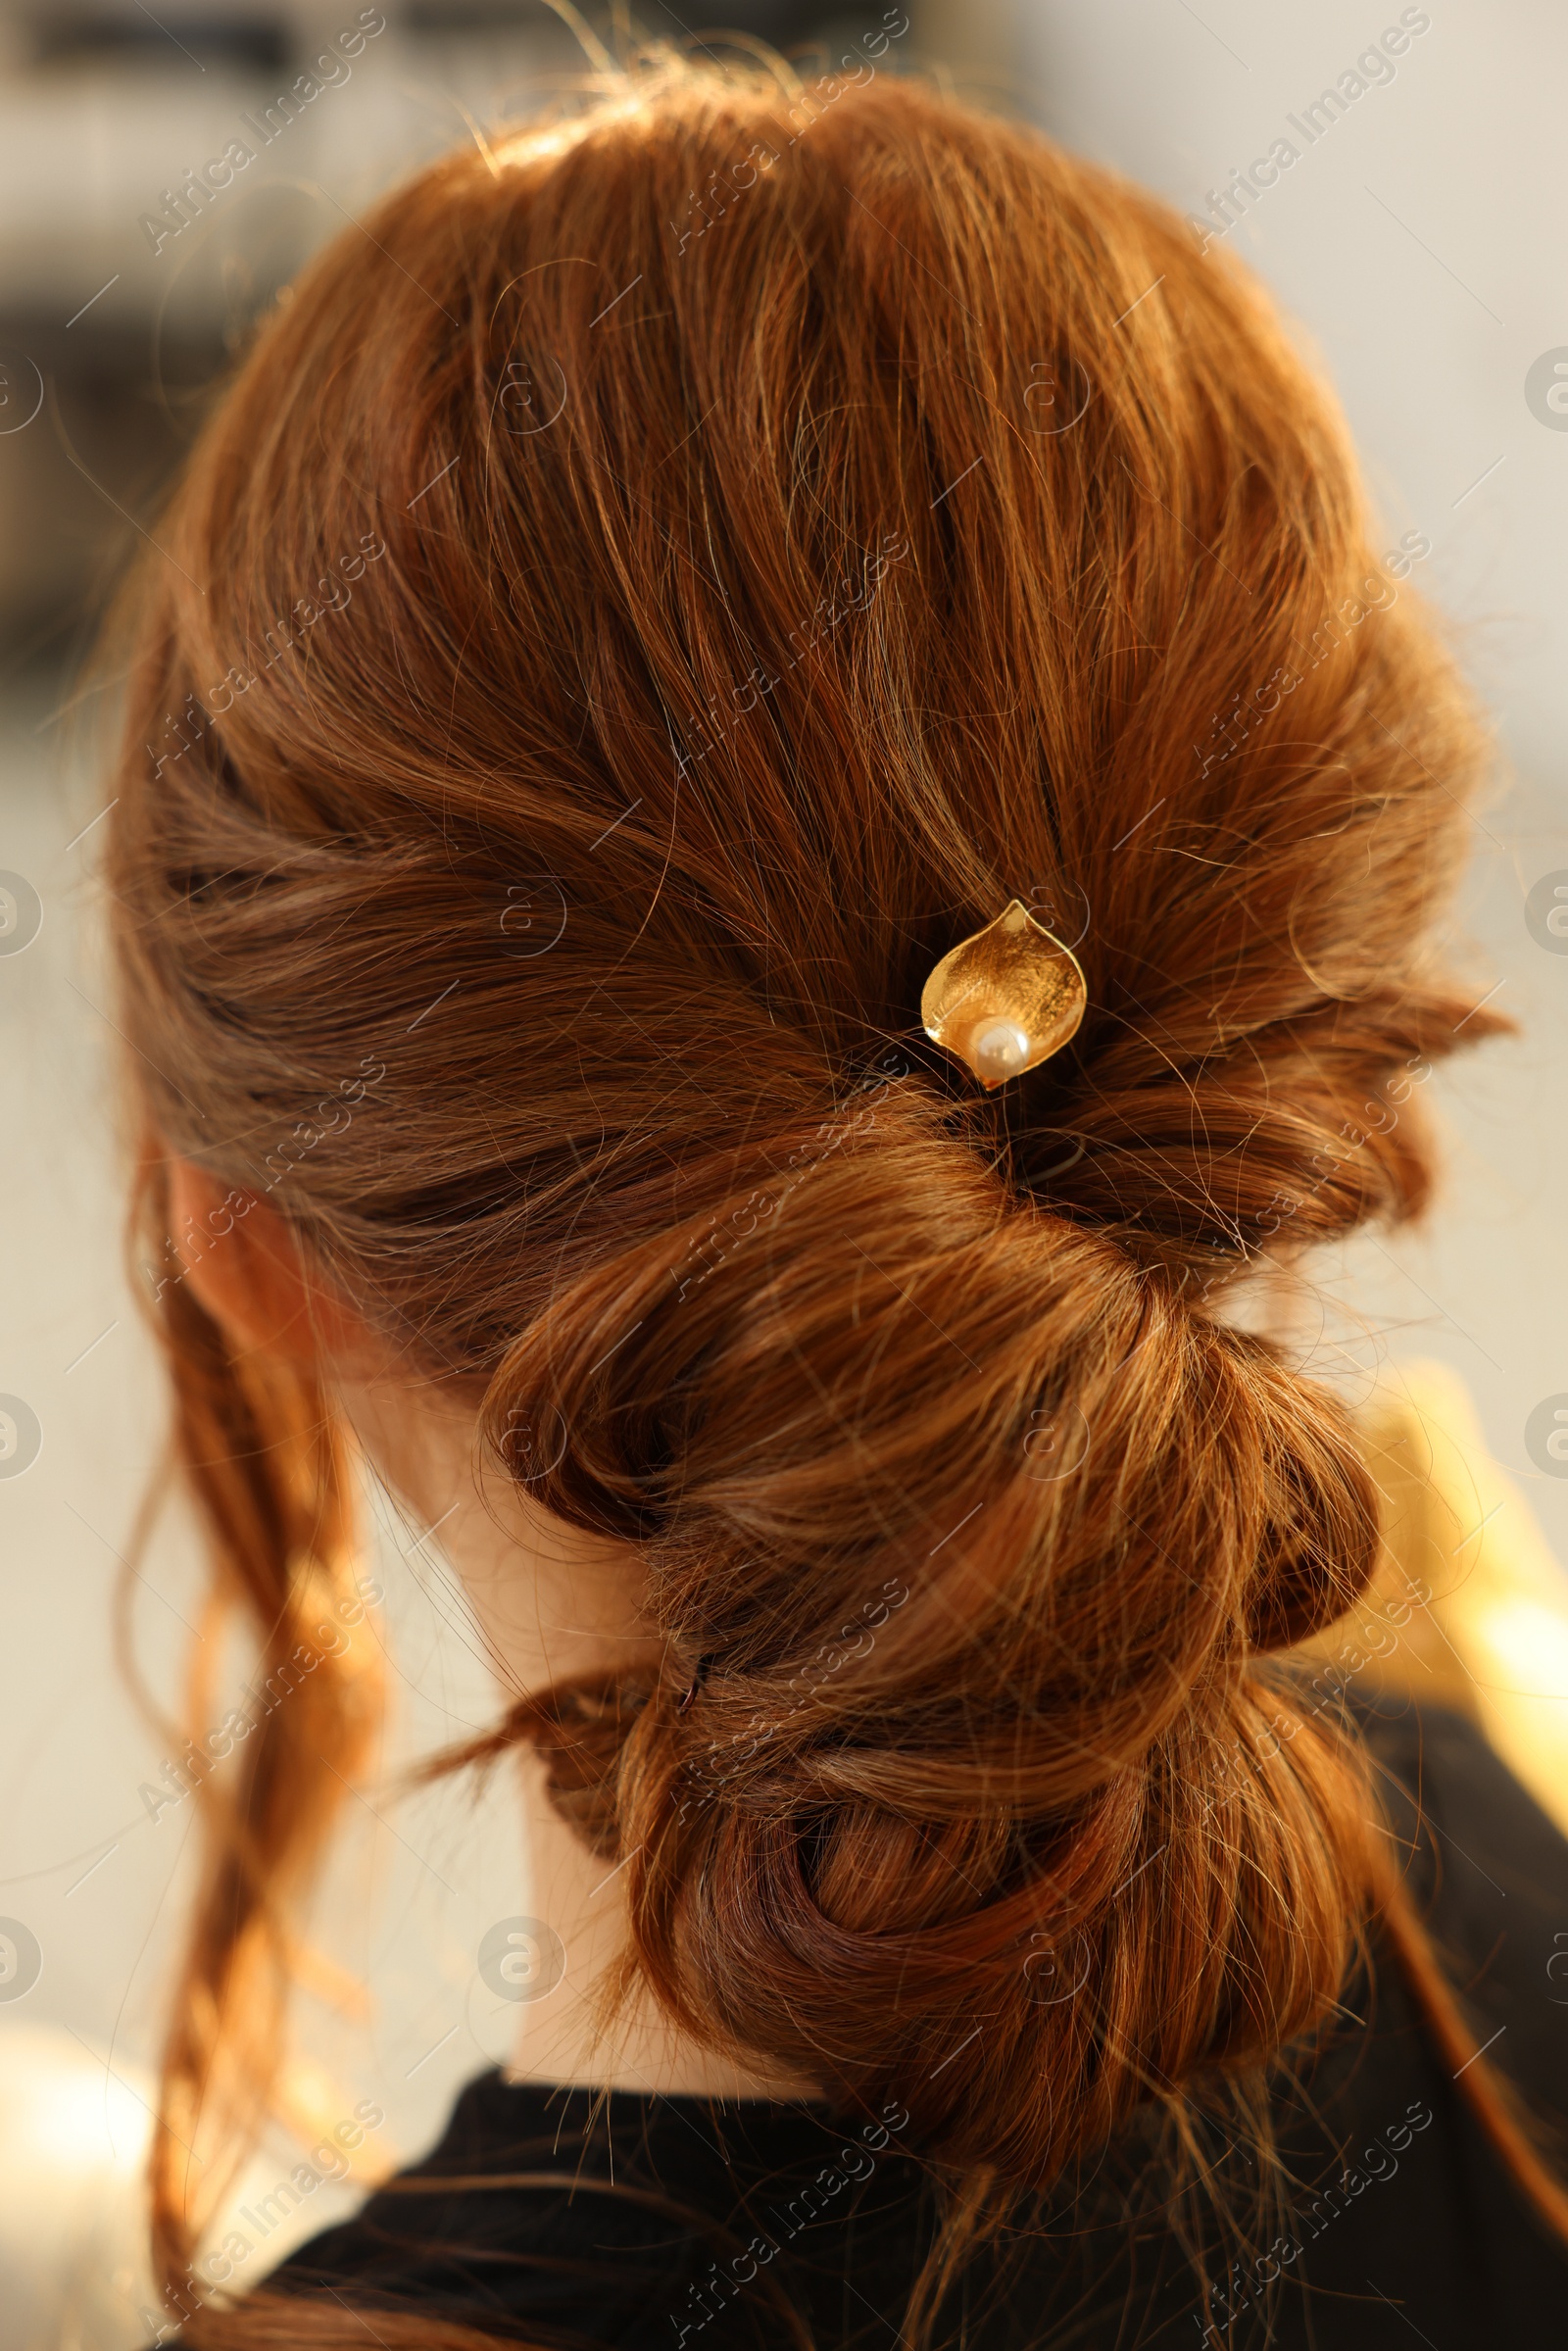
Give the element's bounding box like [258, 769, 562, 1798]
[106, 46, 1494, 2315]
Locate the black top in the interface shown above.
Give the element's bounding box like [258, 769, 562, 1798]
[262, 1703, 1568, 2348]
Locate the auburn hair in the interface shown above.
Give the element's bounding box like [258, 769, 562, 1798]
[102, 43, 1556, 2349]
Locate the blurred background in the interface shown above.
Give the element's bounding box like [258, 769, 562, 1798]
[1, 1, 1566, 2343]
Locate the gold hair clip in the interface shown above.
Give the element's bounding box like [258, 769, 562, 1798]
[920, 899, 1088, 1089]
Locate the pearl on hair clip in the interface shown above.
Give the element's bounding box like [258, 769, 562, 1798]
[968, 1018, 1033, 1083]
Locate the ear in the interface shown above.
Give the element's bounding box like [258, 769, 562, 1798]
[166, 1160, 367, 1368]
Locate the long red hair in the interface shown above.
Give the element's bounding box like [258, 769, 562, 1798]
[101, 45, 1555, 2345]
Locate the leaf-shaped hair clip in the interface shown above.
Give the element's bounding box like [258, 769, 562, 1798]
[920, 899, 1088, 1090]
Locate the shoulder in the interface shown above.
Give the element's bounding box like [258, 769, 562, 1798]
[1254, 1699, 1568, 2346]
[1356, 1696, 1568, 2150]
[260, 2074, 926, 2346]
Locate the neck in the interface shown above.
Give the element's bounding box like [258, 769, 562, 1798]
[335, 1367, 812, 2103]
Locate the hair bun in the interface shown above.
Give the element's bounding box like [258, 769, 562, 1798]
[481, 1081, 1382, 2177]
